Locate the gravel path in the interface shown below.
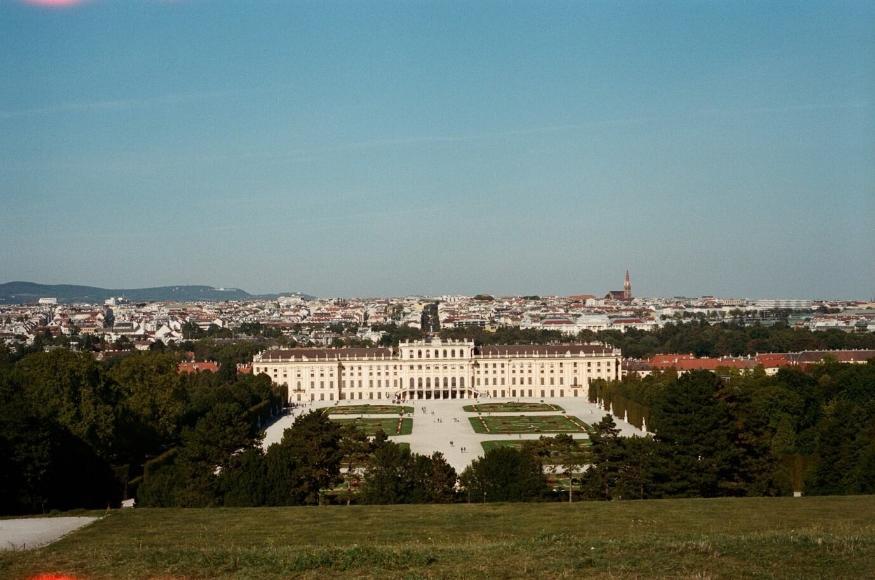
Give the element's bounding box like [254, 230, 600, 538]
[0, 517, 98, 551]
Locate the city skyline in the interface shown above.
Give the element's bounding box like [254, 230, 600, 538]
[1, 273, 872, 302]
[1, 1, 873, 298]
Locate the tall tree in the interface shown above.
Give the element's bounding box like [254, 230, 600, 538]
[264, 411, 343, 505]
[460, 447, 546, 502]
[360, 440, 413, 504]
[582, 414, 625, 500]
[219, 448, 268, 507]
[409, 452, 457, 503]
[650, 371, 743, 497]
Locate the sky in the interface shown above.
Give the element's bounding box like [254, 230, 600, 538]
[1, 0, 873, 299]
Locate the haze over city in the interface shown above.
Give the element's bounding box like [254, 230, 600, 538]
[1, 1, 873, 298]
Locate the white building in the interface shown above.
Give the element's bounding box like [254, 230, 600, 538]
[754, 299, 813, 309]
[252, 338, 622, 403]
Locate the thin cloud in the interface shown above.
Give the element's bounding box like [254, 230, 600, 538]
[0, 87, 252, 120]
[199, 117, 650, 165]
[693, 101, 870, 118]
[211, 102, 866, 164]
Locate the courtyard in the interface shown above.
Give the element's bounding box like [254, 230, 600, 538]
[265, 397, 645, 472]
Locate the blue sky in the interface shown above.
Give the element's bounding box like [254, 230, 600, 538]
[1, 0, 873, 298]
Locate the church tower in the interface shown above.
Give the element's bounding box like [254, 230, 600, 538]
[623, 270, 632, 300]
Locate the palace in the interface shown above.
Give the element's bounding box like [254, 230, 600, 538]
[253, 338, 622, 403]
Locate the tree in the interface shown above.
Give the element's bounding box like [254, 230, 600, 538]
[219, 448, 268, 507]
[460, 447, 546, 502]
[615, 435, 658, 500]
[409, 452, 457, 503]
[181, 321, 205, 340]
[581, 414, 625, 500]
[523, 434, 587, 502]
[14, 350, 118, 458]
[360, 440, 413, 504]
[339, 425, 374, 504]
[110, 352, 187, 453]
[263, 411, 344, 505]
[650, 371, 743, 497]
[178, 402, 259, 469]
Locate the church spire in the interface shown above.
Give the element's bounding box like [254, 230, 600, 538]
[624, 269, 632, 300]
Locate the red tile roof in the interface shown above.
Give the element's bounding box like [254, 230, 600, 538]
[178, 361, 220, 374]
[479, 344, 616, 357]
[259, 347, 393, 361]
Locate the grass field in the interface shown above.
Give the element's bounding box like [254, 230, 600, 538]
[463, 402, 564, 413]
[331, 417, 413, 436]
[1, 497, 873, 578]
[469, 414, 588, 434]
[325, 405, 414, 415]
[481, 439, 591, 465]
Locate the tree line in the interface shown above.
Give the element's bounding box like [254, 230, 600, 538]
[2, 340, 872, 514]
[586, 362, 875, 497]
[440, 320, 875, 358]
[136, 408, 563, 508]
[592, 320, 875, 359]
[0, 348, 284, 514]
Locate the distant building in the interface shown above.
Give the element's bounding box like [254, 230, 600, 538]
[38, 297, 57, 305]
[178, 361, 221, 374]
[604, 271, 632, 301]
[253, 338, 622, 403]
[622, 349, 875, 378]
[754, 299, 813, 309]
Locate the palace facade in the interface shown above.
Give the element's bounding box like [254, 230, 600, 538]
[252, 338, 622, 403]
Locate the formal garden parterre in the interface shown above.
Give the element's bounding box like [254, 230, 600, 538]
[331, 417, 413, 436]
[325, 405, 414, 415]
[462, 402, 564, 413]
[469, 414, 588, 434]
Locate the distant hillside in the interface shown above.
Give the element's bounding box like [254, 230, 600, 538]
[0, 281, 299, 304]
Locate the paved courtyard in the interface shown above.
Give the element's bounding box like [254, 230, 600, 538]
[0, 517, 98, 551]
[264, 397, 644, 472]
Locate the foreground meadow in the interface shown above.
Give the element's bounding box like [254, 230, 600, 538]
[1, 496, 873, 579]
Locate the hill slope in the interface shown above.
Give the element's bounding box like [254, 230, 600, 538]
[1, 496, 872, 578]
[0, 281, 261, 303]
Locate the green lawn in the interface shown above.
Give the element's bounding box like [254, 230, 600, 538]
[331, 417, 413, 436]
[1, 497, 873, 578]
[325, 405, 414, 415]
[463, 402, 564, 413]
[469, 414, 588, 434]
